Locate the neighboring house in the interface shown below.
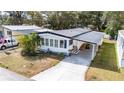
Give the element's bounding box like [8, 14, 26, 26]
[117, 30, 124, 67]
[0, 25, 41, 37]
[0, 25, 105, 60]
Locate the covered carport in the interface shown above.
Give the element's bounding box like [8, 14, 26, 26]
[73, 31, 105, 60]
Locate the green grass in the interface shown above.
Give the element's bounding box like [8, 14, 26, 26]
[85, 39, 124, 80]
[91, 40, 118, 71]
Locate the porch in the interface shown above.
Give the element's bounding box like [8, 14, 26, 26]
[69, 41, 98, 61]
[67, 45, 93, 65]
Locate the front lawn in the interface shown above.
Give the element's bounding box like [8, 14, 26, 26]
[0, 48, 63, 78]
[86, 39, 124, 80]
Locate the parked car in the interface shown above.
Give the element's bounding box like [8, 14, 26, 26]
[0, 37, 19, 50]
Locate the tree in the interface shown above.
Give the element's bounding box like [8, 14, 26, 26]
[78, 11, 104, 31]
[46, 11, 104, 31]
[105, 12, 122, 39]
[19, 33, 41, 56]
[47, 11, 78, 30]
[4, 11, 24, 25]
[27, 11, 44, 26]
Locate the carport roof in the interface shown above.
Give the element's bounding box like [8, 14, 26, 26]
[73, 31, 105, 45]
[2, 25, 41, 31]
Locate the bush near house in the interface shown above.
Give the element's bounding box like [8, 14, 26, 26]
[19, 33, 41, 56]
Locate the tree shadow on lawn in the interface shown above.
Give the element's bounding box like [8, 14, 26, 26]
[89, 42, 119, 72]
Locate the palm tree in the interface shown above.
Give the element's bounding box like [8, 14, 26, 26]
[19, 33, 41, 56]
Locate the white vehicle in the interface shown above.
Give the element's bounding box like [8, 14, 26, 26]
[0, 37, 19, 50]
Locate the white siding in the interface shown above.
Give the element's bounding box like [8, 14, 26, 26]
[91, 44, 98, 60]
[3, 28, 11, 37]
[73, 40, 84, 49]
[39, 33, 71, 55]
[117, 32, 124, 67]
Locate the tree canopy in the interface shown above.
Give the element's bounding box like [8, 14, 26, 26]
[0, 11, 124, 39]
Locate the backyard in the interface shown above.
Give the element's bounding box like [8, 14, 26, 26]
[85, 39, 124, 80]
[0, 48, 64, 78]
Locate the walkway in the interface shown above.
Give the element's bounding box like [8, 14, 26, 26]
[31, 48, 92, 81]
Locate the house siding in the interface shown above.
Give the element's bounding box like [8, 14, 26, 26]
[117, 32, 124, 67]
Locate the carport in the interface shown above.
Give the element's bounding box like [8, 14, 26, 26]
[73, 31, 105, 60]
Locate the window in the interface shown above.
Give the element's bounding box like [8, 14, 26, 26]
[45, 38, 49, 46]
[7, 31, 12, 35]
[55, 40, 58, 47]
[50, 39, 53, 47]
[41, 38, 44, 45]
[0, 31, 3, 37]
[64, 40, 67, 48]
[69, 40, 73, 45]
[60, 40, 64, 48]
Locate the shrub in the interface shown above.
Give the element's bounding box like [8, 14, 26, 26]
[59, 52, 64, 58]
[19, 33, 41, 56]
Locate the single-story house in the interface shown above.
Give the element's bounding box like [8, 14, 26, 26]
[0, 25, 105, 60]
[117, 30, 124, 67]
[38, 28, 104, 60]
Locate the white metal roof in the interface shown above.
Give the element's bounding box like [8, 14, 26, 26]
[74, 31, 105, 45]
[38, 27, 104, 45]
[15, 29, 53, 35]
[51, 28, 91, 37]
[2, 25, 41, 31]
[2, 25, 53, 35]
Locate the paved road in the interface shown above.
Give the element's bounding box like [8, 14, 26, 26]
[31, 48, 92, 81]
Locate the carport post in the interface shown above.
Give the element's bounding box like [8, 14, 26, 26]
[91, 44, 95, 60]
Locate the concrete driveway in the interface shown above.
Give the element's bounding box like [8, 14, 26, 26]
[31, 48, 92, 81]
[0, 67, 33, 81]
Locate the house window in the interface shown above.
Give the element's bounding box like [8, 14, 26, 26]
[55, 40, 58, 47]
[45, 38, 49, 46]
[41, 38, 44, 45]
[60, 40, 64, 48]
[0, 31, 3, 37]
[64, 40, 67, 48]
[69, 40, 73, 45]
[50, 39, 53, 47]
[7, 31, 12, 35]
